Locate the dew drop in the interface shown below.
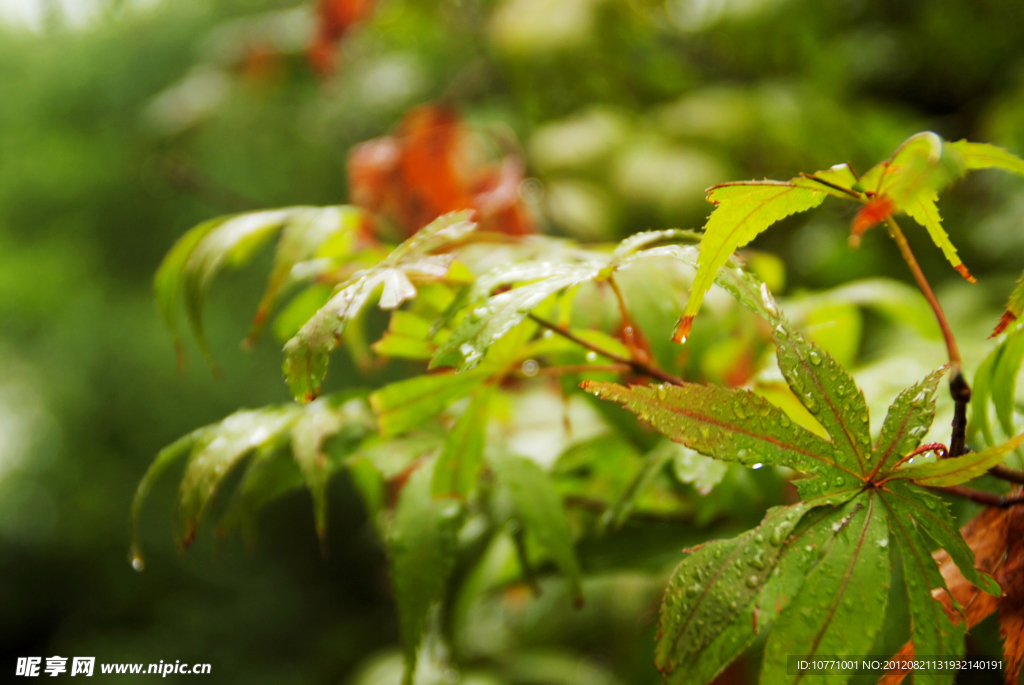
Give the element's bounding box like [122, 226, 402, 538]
[878, 538, 889, 548]
[808, 350, 822, 366]
[521, 359, 539, 377]
[733, 403, 748, 420]
[779, 414, 792, 427]
[752, 462, 763, 470]
[130, 555, 145, 572]
[686, 583, 703, 598]
[657, 386, 668, 400]
[746, 575, 760, 588]
[586, 351, 598, 362]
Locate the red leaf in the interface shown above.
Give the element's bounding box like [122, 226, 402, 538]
[348, 105, 534, 237]
[308, 0, 375, 74]
[991, 311, 1017, 338]
[850, 196, 895, 246]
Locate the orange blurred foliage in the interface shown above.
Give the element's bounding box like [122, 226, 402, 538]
[348, 105, 534, 237]
[308, 0, 375, 74]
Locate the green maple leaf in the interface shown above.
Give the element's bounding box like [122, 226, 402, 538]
[678, 133, 1024, 336]
[586, 272, 1012, 685]
[154, 205, 367, 370]
[428, 229, 710, 372]
[130, 393, 375, 564]
[283, 211, 476, 401]
[973, 319, 1024, 448]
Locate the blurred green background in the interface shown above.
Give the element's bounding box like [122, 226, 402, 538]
[2, 0, 1024, 682]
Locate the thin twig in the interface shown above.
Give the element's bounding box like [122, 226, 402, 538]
[883, 216, 971, 456]
[528, 314, 685, 386]
[798, 173, 863, 200]
[989, 465, 1024, 486]
[884, 216, 962, 368]
[934, 485, 1024, 508]
[608, 274, 647, 362]
[520, 363, 632, 377]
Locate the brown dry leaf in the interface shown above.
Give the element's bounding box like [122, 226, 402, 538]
[881, 491, 1024, 685]
[998, 503, 1024, 683]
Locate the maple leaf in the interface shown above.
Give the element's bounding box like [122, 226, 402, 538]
[973, 319, 1024, 446]
[130, 393, 375, 565]
[672, 179, 831, 343]
[348, 104, 534, 237]
[881, 490, 1024, 685]
[587, 271, 1015, 685]
[153, 205, 370, 370]
[677, 133, 1024, 338]
[284, 211, 477, 402]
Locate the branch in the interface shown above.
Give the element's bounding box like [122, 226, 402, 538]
[883, 216, 970, 456]
[798, 172, 863, 200]
[948, 371, 971, 458]
[934, 485, 1024, 508]
[884, 216, 962, 368]
[527, 314, 685, 386]
[989, 465, 1024, 486]
[518, 363, 632, 377]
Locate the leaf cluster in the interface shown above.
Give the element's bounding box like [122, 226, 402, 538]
[141, 132, 1024, 685]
